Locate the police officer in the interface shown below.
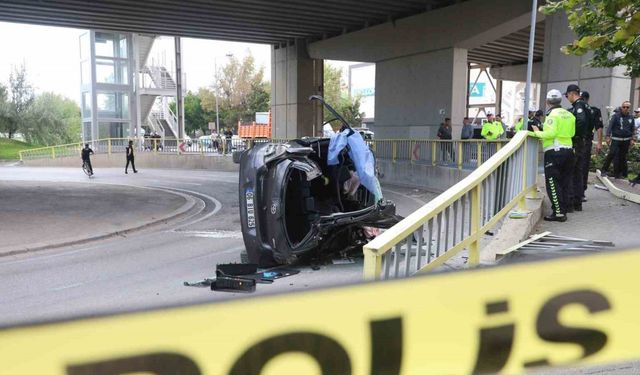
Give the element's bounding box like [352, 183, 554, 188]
[601, 100, 635, 179]
[481, 113, 504, 140]
[529, 89, 575, 222]
[515, 106, 542, 132]
[579, 91, 603, 201]
[564, 84, 591, 212]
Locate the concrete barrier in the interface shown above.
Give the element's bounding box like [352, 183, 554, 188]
[377, 159, 471, 192]
[22, 153, 239, 172]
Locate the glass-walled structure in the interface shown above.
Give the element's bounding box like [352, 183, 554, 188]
[80, 31, 136, 142]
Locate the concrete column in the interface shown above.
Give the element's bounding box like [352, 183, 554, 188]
[271, 40, 323, 139]
[374, 47, 468, 139]
[175, 36, 185, 139]
[540, 13, 631, 119]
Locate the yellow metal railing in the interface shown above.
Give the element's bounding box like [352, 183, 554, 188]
[20, 137, 509, 167]
[363, 131, 539, 280]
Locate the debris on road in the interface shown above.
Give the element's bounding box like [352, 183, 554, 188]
[183, 263, 301, 293]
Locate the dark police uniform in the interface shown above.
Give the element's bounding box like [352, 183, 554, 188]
[81, 147, 94, 175]
[568, 97, 591, 210]
[601, 112, 635, 178]
[125, 143, 137, 174]
[582, 105, 603, 194]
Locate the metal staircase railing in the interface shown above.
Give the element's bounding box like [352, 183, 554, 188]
[363, 131, 540, 280]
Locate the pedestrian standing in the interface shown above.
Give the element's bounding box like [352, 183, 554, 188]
[564, 84, 591, 212]
[601, 101, 635, 179]
[461, 117, 473, 140]
[529, 89, 575, 222]
[437, 118, 454, 163]
[224, 128, 233, 154]
[579, 91, 603, 201]
[125, 140, 138, 174]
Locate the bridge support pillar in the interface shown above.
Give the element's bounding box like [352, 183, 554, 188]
[374, 48, 468, 140]
[271, 40, 323, 139]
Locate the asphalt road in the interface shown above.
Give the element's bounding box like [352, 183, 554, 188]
[0, 166, 433, 326]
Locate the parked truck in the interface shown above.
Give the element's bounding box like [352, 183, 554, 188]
[238, 112, 271, 139]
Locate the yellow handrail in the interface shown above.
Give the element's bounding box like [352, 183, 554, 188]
[363, 131, 539, 280]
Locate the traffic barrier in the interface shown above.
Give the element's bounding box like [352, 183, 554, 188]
[19, 138, 508, 167]
[364, 131, 538, 280]
[1, 248, 639, 374]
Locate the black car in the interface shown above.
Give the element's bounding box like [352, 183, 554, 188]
[237, 96, 399, 266]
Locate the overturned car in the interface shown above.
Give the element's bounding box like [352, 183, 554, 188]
[237, 96, 399, 266]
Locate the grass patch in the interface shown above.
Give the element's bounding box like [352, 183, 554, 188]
[0, 138, 43, 160]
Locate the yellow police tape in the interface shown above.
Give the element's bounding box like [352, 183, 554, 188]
[2, 249, 640, 375]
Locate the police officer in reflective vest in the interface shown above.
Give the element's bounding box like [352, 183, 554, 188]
[601, 100, 636, 179]
[529, 89, 575, 222]
[564, 84, 591, 212]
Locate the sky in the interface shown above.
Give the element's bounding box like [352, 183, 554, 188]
[0, 21, 272, 104]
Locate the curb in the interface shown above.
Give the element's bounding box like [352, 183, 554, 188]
[0, 184, 201, 258]
[595, 170, 640, 204]
[480, 189, 544, 264]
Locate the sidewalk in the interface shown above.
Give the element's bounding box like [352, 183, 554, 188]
[534, 181, 640, 251]
[0, 181, 192, 256]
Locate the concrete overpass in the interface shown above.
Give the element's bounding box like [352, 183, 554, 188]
[0, 0, 634, 138]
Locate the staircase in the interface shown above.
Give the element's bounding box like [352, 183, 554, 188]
[136, 35, 179, 139]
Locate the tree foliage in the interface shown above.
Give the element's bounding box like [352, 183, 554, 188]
[541, 0, 640, 76]
[196, 52, 270, 133]
[24, 92, 81, 145]
[0, 65, 80, 144]
[323, 63, 364, 129]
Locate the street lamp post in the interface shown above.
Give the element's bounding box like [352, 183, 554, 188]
[523, 0, 538, 123]
[213, 53, 233, 135]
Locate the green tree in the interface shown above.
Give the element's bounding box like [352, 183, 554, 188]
[541, 1, 640, 76]
[169, 92, 207, 136]
[0, 83, 11, 136]
[1, 64, 35, 138]
[23, 92, 81, 145]
[323, 63, 364, 128]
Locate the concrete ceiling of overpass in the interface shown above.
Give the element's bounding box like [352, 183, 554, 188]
[468, 21, 545, 67]
[0, 0, 466, 44]
[0, 0, 543, 67]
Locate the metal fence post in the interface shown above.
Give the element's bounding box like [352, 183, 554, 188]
[410, 140, 414, 163]
[363, 247, 382, 281]
[469, 184, 481, 266]
[51, 147, 55, 159]
[457, 142, 463, 170]
[519, 140, 529, 210]
[108, 139, 112, 156]
[431, 141, 436, 166]
[392, 141, 397, 163]
[477, 142, 482, 168]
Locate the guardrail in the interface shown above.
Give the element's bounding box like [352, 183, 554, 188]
[19, 137, 508, 165]
[18, 137, 251, 160]
[363, 131, 539, 280]
[372, 139, 508, 169]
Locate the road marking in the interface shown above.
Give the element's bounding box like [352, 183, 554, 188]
[150, 186, 223, 229]
[172, 230, 243, 239]
[51, 282, 84, 291]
